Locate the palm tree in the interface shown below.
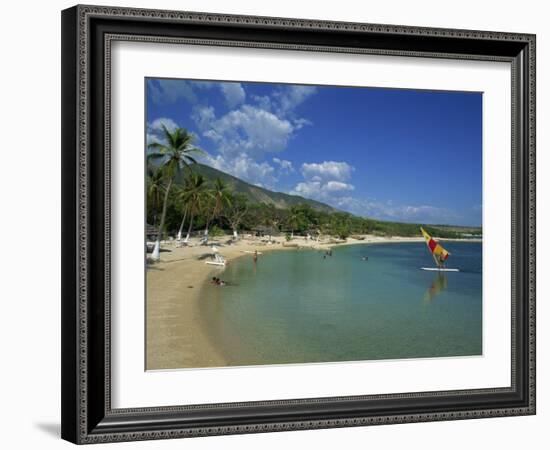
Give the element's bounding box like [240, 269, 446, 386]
[146, 164, 165, 229]
[147, 125, 202, 260]
[285, 206, 306, 239]
[173, 184, 188, 242]
[202, 178, 231, 244]
[179, 172, 208, 243]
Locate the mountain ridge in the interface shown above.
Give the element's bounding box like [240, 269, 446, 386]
[170, 163, 481, 233]
[175, 163, 339, 213]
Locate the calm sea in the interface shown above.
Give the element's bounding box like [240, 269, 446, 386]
[198, 242, 482, 367]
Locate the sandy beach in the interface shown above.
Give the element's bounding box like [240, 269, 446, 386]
[145, 233, 435, 370]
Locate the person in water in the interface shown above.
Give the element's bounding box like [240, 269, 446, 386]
[253, 250, 258, 263]
[211, 277, 227, 286]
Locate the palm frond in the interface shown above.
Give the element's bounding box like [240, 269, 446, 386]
[147, 153, 168, 164]
[161, 124, 177, 149]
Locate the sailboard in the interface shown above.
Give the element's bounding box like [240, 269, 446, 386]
[420, 227, 459, 272]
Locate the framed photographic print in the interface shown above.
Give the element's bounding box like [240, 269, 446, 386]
[61, 4, 536, 444]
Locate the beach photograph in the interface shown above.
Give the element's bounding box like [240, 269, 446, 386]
[145, 79, 483, 370]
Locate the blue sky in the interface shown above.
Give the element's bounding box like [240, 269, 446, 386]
[146, 78, 482, 226]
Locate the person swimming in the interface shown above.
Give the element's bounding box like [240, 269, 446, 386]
[211, 277, 227, 286]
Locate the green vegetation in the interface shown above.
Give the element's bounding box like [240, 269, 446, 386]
[147, 128, 482, 258]
[147, 125, 204, 260]
[179, 163, 338, 213]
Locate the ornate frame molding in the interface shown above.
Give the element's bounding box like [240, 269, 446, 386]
[61, 5, 536, 444]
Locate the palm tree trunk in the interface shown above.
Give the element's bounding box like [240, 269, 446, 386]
[203, 211, 216, 244]
[152, 178, 172, 261]
[185, 214, 194, 243]
[177, 207, 188, 241]
[203, 221, 209, 245]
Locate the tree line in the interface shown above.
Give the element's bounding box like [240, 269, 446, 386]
[147, 126, 479, 260]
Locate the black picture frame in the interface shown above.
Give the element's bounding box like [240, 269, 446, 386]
[61, 4, 536, 444]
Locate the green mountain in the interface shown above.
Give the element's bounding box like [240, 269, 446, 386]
[176, 163, 338, 213]
[169, 164, 481, 236]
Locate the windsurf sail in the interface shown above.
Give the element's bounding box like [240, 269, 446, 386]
[420, 227, 450, 268]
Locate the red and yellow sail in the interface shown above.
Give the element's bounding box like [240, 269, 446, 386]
[420, 227, 450, 266]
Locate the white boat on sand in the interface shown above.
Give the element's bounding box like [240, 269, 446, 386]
[206, 253, 227, 266]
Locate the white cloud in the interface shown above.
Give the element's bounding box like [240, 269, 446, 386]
[219, 82, 246, 108]
[290, 160, 356, 205]
[148, 80, 317, 127]
[182, 82, 318, 189]
[291, 158, 457, 223]
[184, 82, 317, 182]
[272, 157, 294, 172]
[148, 79, 197, 104]
[191, 105, 216, 130]
[148, 79, 247, 108]
[293, 118, 312, 130]
[325, 181, 355, 192]
[291, 180, 354, 199]
[194, 104, 295, 158]
[146, 117, 180, 146]
[252, 95, 272, 111]
[290, 180, 460, 224]
[149, 117, 178, 133]
[191, 81, 217, 89]
[333, 196, 459, 224]
[203, 153, 278, 189]
[275, 85, 317, 115]
[291, 181, 322, 198]
[301, 161, 355, 181]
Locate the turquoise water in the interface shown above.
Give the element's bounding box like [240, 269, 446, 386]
[198, 242, 482, 367]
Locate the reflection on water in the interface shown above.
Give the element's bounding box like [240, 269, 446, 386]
[423, 273, 448, 304]
[197, 242, 482, 367]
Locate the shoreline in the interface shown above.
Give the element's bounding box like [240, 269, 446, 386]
[146, 234, 481, 370]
